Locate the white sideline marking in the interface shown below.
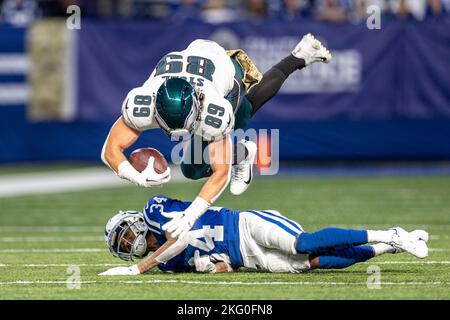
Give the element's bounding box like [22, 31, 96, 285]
[0, 248, 102, 253]
[0, 166, 183, 198]
[0, 236, 103, 242]
[0, 280, 449, 286]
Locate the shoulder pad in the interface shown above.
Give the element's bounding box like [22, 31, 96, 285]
[195, 96, 234, 141]
[121, 87, 156, 131]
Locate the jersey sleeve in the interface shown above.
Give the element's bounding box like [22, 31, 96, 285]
[143, 195, 171, 239]
[121, 86, 159, 132]
[158, 252, 192, 273]
[195, 95, 235, 142]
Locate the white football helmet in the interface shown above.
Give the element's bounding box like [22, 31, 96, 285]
[104, 210, 149, 261]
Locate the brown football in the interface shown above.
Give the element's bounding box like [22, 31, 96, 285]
[129, 148, 168, 174]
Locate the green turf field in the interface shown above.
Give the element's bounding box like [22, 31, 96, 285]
[0, 175, 449, 299]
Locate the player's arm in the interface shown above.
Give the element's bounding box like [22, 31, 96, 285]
[136, 231, 187, 273]
[199, 135, 232, 203]
[101, 117, 170, 187]
[162, 135, 232, 239]
[192, 250, 233, 273]
[99, 231, 188, 276]
[101, 117, 140, 174]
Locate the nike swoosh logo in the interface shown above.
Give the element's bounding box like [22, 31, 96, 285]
[243, 161, 253, 185]
[226, 115, 231, 126]
[125, 98, 129, 110]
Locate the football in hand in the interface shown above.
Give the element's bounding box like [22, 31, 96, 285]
[129, 147, 168, 174]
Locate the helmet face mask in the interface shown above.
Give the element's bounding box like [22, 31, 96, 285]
[155, 78, 201, 141]
[105, 211, 149, 261]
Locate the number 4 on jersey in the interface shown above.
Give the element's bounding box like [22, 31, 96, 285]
[188, 225, 224, 251]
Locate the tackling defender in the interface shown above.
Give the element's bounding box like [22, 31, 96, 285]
[99, 195, 428, 275]
[101, 34, 332, 239]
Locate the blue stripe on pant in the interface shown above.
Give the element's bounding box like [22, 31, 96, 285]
[247, 210, 300, 237]
[261, 210, 303, 233]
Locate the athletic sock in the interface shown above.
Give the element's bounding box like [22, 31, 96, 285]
[367, 230, 395, 243]
[273, 54, 306, 77]
[295, 228, 369, 254]
[371, 243, 396, 256]
[246, 54, 306, 115]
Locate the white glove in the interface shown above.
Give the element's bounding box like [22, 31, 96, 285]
[161, 211, 196, 240]
[98, 265, 140, 276]
[193, 250, 216, 273]
[118, 157, 171, 187]
[161, 197, 210, 239]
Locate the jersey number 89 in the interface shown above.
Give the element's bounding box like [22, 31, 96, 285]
[155, 54, 216, 82]
[133, 95, 152, 118]
[205, 104, 225, 129]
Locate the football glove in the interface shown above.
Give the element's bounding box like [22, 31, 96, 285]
[98, 265, 140, 276]
[193, 250, 216, 273]
[161, 197, 210, 239]
[118, 157, 171, 188]
[161, 210, 196, 239]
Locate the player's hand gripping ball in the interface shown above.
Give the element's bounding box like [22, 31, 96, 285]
[129, 148, 171, 187]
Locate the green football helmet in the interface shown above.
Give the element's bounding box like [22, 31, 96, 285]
[155, 78, 201, 139]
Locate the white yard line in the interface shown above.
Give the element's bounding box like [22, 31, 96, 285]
[0, 263, 126, 267]
[0, 280, 448, 286]
[0, 236, 103, 242]
[0, 248, 102, 253]
[0, 226, 103, 233]
[362, 261, 450, 264]
[0, 166, 183, 198]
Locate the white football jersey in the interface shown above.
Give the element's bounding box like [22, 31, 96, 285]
[121, 39, 236, 141]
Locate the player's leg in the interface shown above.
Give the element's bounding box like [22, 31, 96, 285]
[227, 35, 331, 195]
[247, 33, 331, 115]
[180, 135, 212, 180]
[295, 227, 428, 259]
[224, 58, 258, 195]
[309, 243, 398, 270]
[239, 211, 303, 255]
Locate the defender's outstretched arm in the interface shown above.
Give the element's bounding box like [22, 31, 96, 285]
[162, 136, 232, 239]
[99, 231, 187, 276]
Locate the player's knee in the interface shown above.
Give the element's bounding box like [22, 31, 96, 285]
[181, 163, 200, 180]
[180, 163, 211, 180]
[295, 232, 315, 254]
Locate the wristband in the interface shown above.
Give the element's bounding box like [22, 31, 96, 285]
[185, 197, 211, 220]
[209, 265, 217, 273]
[118, 161, 141, 182]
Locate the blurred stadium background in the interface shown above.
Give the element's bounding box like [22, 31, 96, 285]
[0, 0, 449, 299]
[1, 0, 450, 169]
